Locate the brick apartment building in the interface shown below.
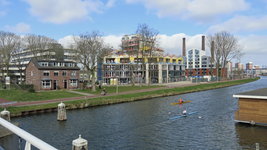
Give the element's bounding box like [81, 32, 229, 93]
[25, 59, 80, 91]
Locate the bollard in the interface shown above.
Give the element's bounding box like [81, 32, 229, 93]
[72, 135, 88, 150]
[256, 143, 259, 150]
[0, 108, 10, 122]
[57, 102, 67, 121]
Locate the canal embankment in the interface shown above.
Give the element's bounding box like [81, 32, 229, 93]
[1, 77, 260, 117]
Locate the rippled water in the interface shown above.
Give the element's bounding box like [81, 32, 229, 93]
[1, 77, 267, 150]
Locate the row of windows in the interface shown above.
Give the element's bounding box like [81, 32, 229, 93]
[38, 62, 76, 67]
[31, 71, 76, 77]
[42, 80, 77, 88]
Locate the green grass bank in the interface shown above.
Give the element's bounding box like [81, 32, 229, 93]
[1, 77, 260, 117]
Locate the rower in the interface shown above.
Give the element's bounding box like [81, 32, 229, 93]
[179, 98, 182, 103]
[183, 109, 187, 115]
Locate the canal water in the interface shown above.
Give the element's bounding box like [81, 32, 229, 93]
[1, 77, 267, 150]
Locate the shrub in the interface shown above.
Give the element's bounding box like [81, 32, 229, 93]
[20, 84, 34, 90]
[28, 88, 35, 93]
[57, 86, 61, 90]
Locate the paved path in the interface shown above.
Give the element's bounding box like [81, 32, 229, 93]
[0, 79, 247, 107]
[68, 89, 95, 96]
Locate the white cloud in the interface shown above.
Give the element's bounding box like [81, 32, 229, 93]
[58, 35, 74, 48]
[58, 34, 122, 49]
[58, 33, 267, 67]
[125, 0, 249, 22]
[159, 33, 205, 56]
[238, 35, 267, 66]
[22, 0, 106, 24]
[4, 22, 31, 33]
[206, 15, 267, 33]
[106, 0, 116, 8]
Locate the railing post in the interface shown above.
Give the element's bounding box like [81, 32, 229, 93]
[0, 118, 57, 150]
[25, 141, 31, 150]
[256, 143, 259, 150]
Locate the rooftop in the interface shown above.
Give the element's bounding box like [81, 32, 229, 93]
[233, 88, 267, 99]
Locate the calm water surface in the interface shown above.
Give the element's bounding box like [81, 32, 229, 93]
[1, 77, 267, 150]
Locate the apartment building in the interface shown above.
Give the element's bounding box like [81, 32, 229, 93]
[246, 62, 253, 70]
[102, 34, 187, 85]
[25, 59, 80, 91]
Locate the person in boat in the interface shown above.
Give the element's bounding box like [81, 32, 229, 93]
[102, 88, 106, 95]
[179, 98, 184, 103]
[182, 109, 187, 115]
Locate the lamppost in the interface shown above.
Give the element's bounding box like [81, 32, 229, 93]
[168, 74, 171, 87]
[116, 76, 119, 94]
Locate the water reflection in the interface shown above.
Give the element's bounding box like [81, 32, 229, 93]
[235, 123, 267, 149]
[0, 77, 267, 149]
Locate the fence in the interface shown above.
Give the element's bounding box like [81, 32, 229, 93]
[0, 117, 57, 150]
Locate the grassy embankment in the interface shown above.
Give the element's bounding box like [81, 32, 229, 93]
[0, 90, 83, 102]
[0, 77, 260, 117]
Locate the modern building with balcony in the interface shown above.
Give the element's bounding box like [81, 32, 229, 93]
[102, 48, 187, 85]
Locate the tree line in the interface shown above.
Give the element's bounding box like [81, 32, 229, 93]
[0, 26, 244, 90]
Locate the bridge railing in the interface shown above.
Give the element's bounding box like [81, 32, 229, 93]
[0, 117, 57, 150]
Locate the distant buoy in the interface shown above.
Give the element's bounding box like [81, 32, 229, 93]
[199, 116, 202, 118]
[168, 112, 171, 114]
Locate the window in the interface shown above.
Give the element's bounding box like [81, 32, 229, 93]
[54, 71, 59, 76]
[31, 71, 33, 76]
[41, 62, 48, 66]
[63, 71, 67, 76]
[43, 71, 50, 76]
[71, 71, 76, 76]
[70, 80, 77, 87]
[42, 80, 51, 88]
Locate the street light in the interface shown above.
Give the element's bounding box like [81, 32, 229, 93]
[116, 76, 119, 94]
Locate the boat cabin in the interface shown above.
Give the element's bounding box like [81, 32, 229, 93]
[233, 88, 267, 126]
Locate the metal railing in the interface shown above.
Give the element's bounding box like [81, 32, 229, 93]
[0, 117, 57, 150]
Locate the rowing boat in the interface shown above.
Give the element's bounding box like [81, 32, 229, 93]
[169, 111, 198, 120]
[171, 100, 191, 105]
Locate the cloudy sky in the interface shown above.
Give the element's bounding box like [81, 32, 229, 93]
[1, 0, 267, 67]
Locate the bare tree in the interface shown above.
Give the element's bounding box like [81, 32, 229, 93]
[207, 31, 243, 78]
[207, 34, 222, 78]
[147, 28, 159, 86]
[135, 23, 159, 86]
[0, 31, 20, 78]
[72, 30, 111, 92]
[22, 34, 57, 60]
[12, 44, 25, 84]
